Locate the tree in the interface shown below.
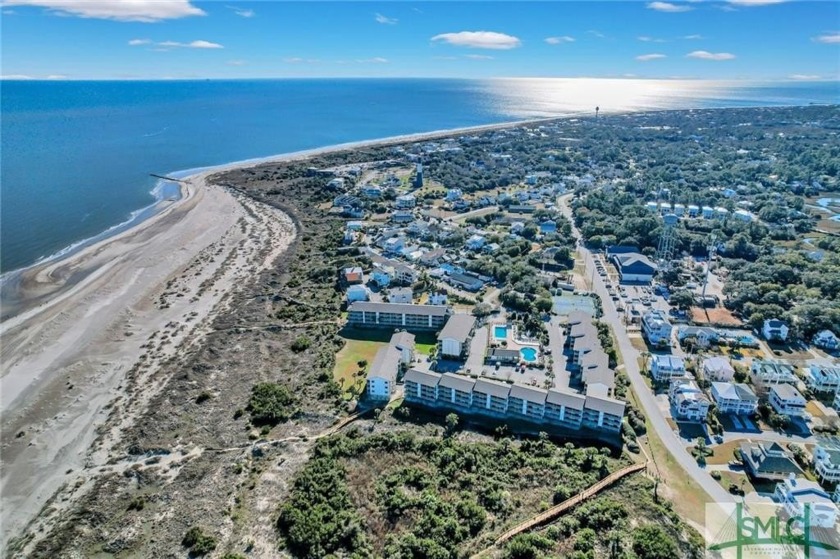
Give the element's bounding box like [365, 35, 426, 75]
[632, 525, 678, 559]
[445, 413, 459, 437]
[535, 297, 554, 313]
[669, 290, 695, 310]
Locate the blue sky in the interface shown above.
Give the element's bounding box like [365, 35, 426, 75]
[1, 1, 838, 80]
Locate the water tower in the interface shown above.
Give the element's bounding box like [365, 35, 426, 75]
[655, 213, 679, 268]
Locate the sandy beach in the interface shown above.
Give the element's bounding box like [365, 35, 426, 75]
[0, 167, 298, 550]
[0, 117, 554, 551]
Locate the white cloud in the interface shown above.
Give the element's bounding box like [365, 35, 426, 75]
[727, 0, 786, 5]
[356, 57, 389, 63]
[188, 40, 223, 49]
[687, 50, 736, 60]
[0, 74, 34, 80]
[134, 39, 223, 50]
[638, 35, 667, 42]
[226, 5, 254, 18]
[227, 60, 247, 66]
[813, 32, 840, 44]
[3, 0, 204, 22]
[433, 55, 458, 61]
[431, 31, 521, 50]
[374, 12, 397, 25]
[788, 74, 821, 80]
[283, 57, 304, 64]
[465, 54, 494, 60]
[46, 74, 67, 79]
[545, 36, 575, 45]
[636, 53, 667, 61]
[587, 30, 606, 39]
[647, 2, 693, 12]
[683, 34, 703, 39]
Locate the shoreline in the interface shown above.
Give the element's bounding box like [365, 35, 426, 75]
[0, 114, 566, 314]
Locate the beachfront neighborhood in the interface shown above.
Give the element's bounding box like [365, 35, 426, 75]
[322, 112, 840, 525]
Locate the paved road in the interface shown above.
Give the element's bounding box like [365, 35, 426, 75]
[466, 325, 489, 375]
[558, 194, 732, 505]
[547, 316, 570, 388]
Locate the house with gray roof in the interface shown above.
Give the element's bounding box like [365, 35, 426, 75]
[740, 441, 802, 481]
[750, 360, 797, 388]
[769, 384, 807, 418]
[403, 368, 441, 403]
[472, 378, 511, 414]
[437, 373, 475, 408]
[509, 385, 548, 420]
[582, 385, 625, 432]
[347, 301, 450, 331]
[544, 389, 586, 430]
[711, 382, 758, 415]
[390, 331, 416, 365]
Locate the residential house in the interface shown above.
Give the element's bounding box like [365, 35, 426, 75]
[466, 234, 486, 251]
[813, 436, 840, 484]
[687, 204, 700, 217]
[384, 236, 406, 256]
[806, 365, 840, 395]
[347, 302, 450, 331]
[702, 356, 736, 383]
[611, 253, 657, 284]
[702, 206, 715, 219]
[814, 330, 840, 351]
[510, 221, 525, 235]
[366, 345, 401, 401]
[774, 476, 838, 528]
[751, 360, 797, 387]
[508, 204, 536, 214]
[508, 385, 548, 420]
[483, 242, 501, 255]
[346, 284, 370, 303]
[446, 272, 485, 292]
[419, 248, 446, 267]
[669, 379, 710, 421]
[769, 384, 807, 418]
[741, 442, 802, 481]
[438, 314, 477, 359]
[650, 354, 687, 382]
[388, 287, 413, 304]
[734, 209, 754, 222]
[763, 319, 790, 342]
[539, 220, 557, 234]
[391, 210, 414, 223]
[393, 263, 418, 285]
[711, 382, 759, 415]
[645, 201, 659, 212]
[343, 266, 364, 284]
[714, 207, 730, 219]
[371, 265, 392, 287]
[362, 185, 382, 198]
[565, 316, 599, 366]
[404, 368, 440, 403]
[445, 188, 463, 202]
[642, 310, 673, 346]
[678, 326, 719, 348]
[673, 203, 685, 217]
[396, 194, 416, 209]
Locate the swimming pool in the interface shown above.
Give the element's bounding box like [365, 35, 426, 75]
[520, 347, 538, 362]
[494, 325, 508, 339]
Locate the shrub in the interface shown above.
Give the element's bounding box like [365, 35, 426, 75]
[291, 336, 311, 352]
[248, 382, 295, 425]
[182, 526, 217, 556]
[195, 391, 212, 404]
[632, 525, 677, 559]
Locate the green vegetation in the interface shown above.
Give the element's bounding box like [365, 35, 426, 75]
[275, 430, 701, 558]
[247, 382, 295, 425]
[182, 526, 217, 556]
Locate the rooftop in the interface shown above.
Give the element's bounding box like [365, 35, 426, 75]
[438, 314, 477, 343]
[349, 301, 450, 317]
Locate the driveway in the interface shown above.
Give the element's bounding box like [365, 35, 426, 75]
[547, 316, 570, 388]
[558, 194, 733, 504]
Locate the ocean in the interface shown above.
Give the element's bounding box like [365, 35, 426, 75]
[1, 78, 838, 274]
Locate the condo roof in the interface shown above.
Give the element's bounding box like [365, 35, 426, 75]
[546, 388, 586, 409]
[403, 368, 442, 386]
[348, 301, 450, 316]
[438, 373, 476, 393]
[584, 391, 626, 417]
[390, 331, 416, 349]
[473, 378, 512, 399]
[438, 314, 477, 343]
[368, 345, 402, 383]
[509, 384, 548, 404]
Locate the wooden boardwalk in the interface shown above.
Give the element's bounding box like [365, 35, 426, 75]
[474, 461, 648, 557]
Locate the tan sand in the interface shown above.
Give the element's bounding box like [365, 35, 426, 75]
[0, 170, 295, 549]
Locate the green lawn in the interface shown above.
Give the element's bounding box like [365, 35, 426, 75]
[333, 328, 438, 394]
